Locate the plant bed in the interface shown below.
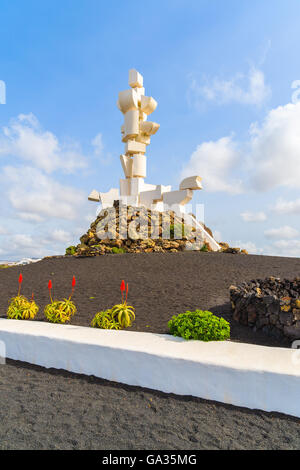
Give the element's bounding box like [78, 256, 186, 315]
[0, 252, 300, 348]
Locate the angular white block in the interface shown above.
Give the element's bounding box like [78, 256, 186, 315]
[88, 189, 100, 202]
[140, 121, 160, 136]
[133, 86, 145, 103]
[120, 155, 133, 178]
[118, 89, 139, 114]
[123, 109, 140, 140]
[119, 194, 139, 206]
[141, 95, 158, 115]
[130, 177, 145, 195]
[180, 176, 202, 191]
[136, 134, 151, 145]
[129, 69, 143, 88]
[120, 178, 131, 196]
[125, 140, 146, 155]
[139, 184, 171, 208]
[163, 189, 193, 206]
[163, 190, 193, 215]
[132, 154, 147, 178]
[99, 188, 120, 208]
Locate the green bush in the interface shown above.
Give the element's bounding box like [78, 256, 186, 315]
[168, 310, 230, 341]
[200, 243, 209, 252]
[65, 246, 76, 255]
[162, 223, 193, 240]
[111, 247, 126, 254]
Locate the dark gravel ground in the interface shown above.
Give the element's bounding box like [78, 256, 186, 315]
[1, 252, 300, 347]
[0, 359, 300, 450]
[1, 252, 300, 450]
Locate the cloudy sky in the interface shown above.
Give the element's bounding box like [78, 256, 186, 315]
[0, 0, 300, 260]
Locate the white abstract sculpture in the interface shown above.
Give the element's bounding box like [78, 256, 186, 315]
[88, 69, 220, 251]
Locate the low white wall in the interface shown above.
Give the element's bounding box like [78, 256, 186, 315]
[0, 319, 299, 417]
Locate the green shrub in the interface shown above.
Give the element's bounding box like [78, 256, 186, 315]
[65, 246, 76, 255]
[91, 309, 122, 329]
[111, 247, 126, 254]
[168, 310, 230, 341]
[200, 242, 209, 252]
[162, 223, 193, 240]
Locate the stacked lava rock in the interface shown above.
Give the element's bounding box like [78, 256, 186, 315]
[74, 201, 211, 256]
[218, 243, 248, 254]
[230, 277, 300, 340]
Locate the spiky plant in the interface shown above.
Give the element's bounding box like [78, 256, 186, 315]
[44, 276, 77, 324]
[7, 274, 39, 320]
[110, 280, 135, 328]
[91, 309, 122, 330]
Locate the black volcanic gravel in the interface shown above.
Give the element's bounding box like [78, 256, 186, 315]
[0, 359, 300, 450]
[1, 252, 300, 347]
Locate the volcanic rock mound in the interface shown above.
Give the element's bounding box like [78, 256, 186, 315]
[230, 277, 300, 340]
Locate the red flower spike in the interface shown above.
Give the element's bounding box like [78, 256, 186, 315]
[125, 283, 129, 303]
[17, 273, 23, 296]
[72, 276, 76, 288]
[120, 280, 125, 291]
[48, 280, 53, 302]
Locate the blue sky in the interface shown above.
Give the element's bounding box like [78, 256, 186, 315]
[1, 0, 300, 260]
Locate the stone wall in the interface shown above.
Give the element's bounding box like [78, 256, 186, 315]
[230, 277, 300, 340]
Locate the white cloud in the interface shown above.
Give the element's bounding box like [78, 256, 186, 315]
[181, 136, 243, 194]
[213, 230, 222, 242]
[272, 198, 300, 215]
[0, 225, 8, 235]
[249, 102, 300, 190]
[264, 225, 299, 240]
[184, 101, 300, 194]
[0, 113, 87, 173]
[240, 211, 267, 222]
[49, 229, 72, 243]
[190, 67, 271, 107]
[228, 240, 260, 254]
[92, 133, 104, 156]
[267, 239, 300, 258]
[2, 166, 86, 221]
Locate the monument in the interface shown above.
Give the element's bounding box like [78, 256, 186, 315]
[88, 69, 219, 251]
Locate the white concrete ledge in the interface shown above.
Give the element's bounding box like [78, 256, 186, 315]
[0, 319, 299, 418]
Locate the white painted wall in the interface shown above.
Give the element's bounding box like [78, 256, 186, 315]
[0, 319, 298, 418]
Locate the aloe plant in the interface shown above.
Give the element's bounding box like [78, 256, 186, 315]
[91, 310, 122, 329]
[44, 276, 77, 324]
[7, 274, 39, 320]
[110, 280, 135, 328]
